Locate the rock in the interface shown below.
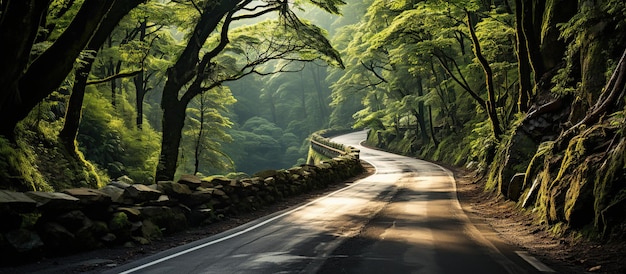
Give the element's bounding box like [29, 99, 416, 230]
[117, 207, 142, 221]
[206, 176, 233, 187]
[0, 190, 37, 213]
[62, 188, 112, 207]
[117, 175, 134, 185]
[132, 236, 150, 245]
[130, 221, 142, 232]
[254, 169, 280, 179]
[3, 228, 44, 254]
[26, 191, 80, 213]
[588, 265, 602, 272]
[143, 195, 178, 207]
[123, 184, 162, 202]
[507, 173, 526, 201]
[56, 210, 93, 232]
[38, 222, 75, 253]
[98, 185, 126, 203]
[157, 181, 192, 198]
[109, 181, 131, 189]
[181, 190, 213, 207]
[139, 206, 187, 235]
[140, 219, 162, 241]
[100, 233, 117, 243]
[178, 175, 202, 190]
[108, 212, 132, 242]
[187, 207, 214, 226]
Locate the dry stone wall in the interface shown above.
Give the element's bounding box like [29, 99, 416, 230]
[0, 154, 363, 265]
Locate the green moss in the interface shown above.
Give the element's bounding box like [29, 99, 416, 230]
[0, 137, 52, 191]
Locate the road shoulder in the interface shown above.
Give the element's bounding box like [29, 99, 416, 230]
[451, 166, 626, 273]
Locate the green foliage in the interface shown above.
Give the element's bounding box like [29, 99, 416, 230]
[0, 137, 51, 191]
[179, 87, 236, 176]
[78, 87, 160, 184]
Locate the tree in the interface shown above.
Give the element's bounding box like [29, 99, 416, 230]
[60, 0, 146, 154]
[154, 0, 344, 181]
[181, 87, 235, 175]
[0, 0, 143, 140]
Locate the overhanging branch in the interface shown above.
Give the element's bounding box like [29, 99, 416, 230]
[87, 70, 142, 85]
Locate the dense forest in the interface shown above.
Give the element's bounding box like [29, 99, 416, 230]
[1, 0, 625, 241]
[0, 0, 345, 190]
[329, 0, 626, 239]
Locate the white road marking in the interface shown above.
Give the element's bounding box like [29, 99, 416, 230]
[119, 157, 378, 274]
[515, 251, 556, 272]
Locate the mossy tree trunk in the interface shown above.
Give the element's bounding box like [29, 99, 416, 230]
[466, 10, 503, 140]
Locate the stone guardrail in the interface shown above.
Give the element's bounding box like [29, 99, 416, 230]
[308, 131, 360, 163]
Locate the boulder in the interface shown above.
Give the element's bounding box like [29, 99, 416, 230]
[507, 173, 526, 201]
[178, 175, 202, 190]
[0, 190, 37, 213]
[26, 191, 80, 213]
[123, 184, 162, 202]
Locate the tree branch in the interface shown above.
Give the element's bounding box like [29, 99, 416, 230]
[87, 70, 142, 85]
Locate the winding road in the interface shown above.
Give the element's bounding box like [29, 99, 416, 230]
[106, 130, 553, 274]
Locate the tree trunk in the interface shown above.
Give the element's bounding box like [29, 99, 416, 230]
[134, 70, 146, 129]
[539, 0, 577, 72]
[133, 20, 148, 129]
[155, 0, 239, 181]
[466, 10, 503, 139]
[59, 0, 145, 151]
[155, 93, 188, 181]
[194, 94, 206, 175]
[428, 106, 439, 147]
[415, 77, 429, 143]
[515, 0, 533, 112]
[521, 0, 545, 84]
[0, 0, 131, 140]
[311, 66, 329, 123]
[0, 0, 48, 119]
[59, 58, 92, 152]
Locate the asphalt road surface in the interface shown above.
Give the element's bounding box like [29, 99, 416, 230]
[106, 130, 554, 274]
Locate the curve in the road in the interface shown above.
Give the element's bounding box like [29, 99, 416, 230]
[108, 130, 555, 274]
